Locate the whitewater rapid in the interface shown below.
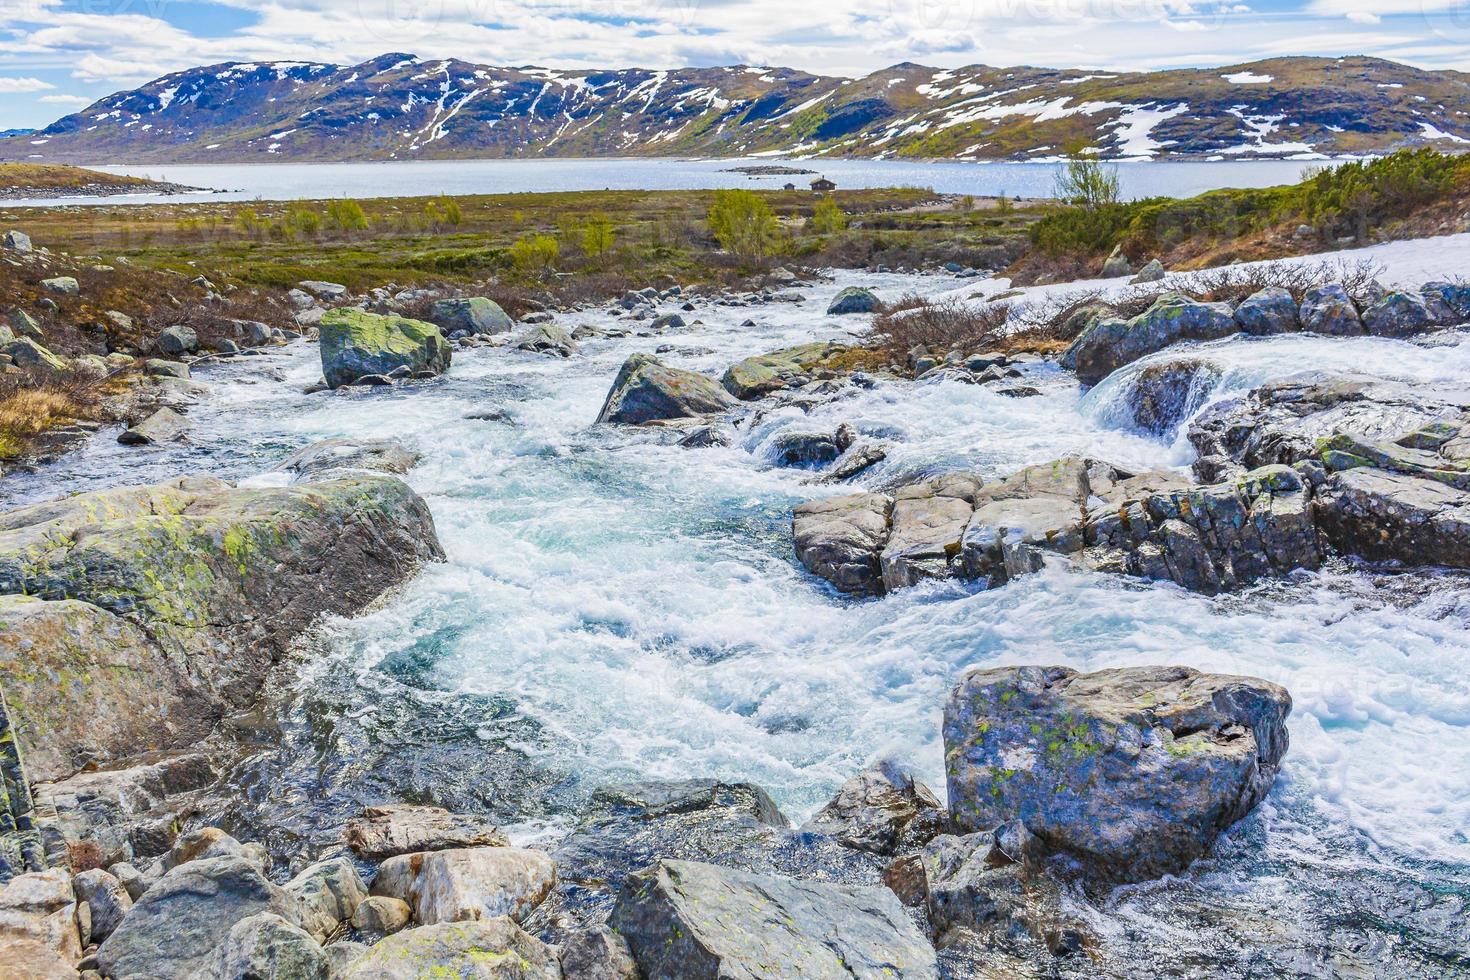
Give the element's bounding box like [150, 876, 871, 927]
[5, 268, 1469, 955]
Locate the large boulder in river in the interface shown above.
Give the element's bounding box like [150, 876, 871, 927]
[1298, 283, 1362, 335]
[340, 919, 560, 980]
[610, 859, 938, 979]
[275, 437, 419, 483]
[1062, 292, 1237, 384]
[595, 354, 735, 425]
[1314, 466, 1470, 569]
[942, 664, 1290, 881]
[721, 341, 850, 399]
[792, 492, 892, 594]
[826, 286, 879, 315]
[429, 297, 513, 336]
[319, 309, 451, 388]
[98, 855, 303, 978]
[0, 474, 442, 780]
[1360, 290, 1436, 337]
[1233, 286, 1298, 335]
[879, 472, 985, 590]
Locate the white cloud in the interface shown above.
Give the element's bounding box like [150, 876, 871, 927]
[0, 76, 53, 92]
[38, 94, 91, 106]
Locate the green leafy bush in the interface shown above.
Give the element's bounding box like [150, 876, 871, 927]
[707, 189, 781, 260]
[508, 233, 559, 275]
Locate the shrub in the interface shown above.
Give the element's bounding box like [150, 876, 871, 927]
[284, 205, 322, 239]
[1054, 141, 1120, 209]
[809, 197, 849, 234]
[581, 213, 615, 257]
[868, 293, 1013, 356]
[1030, 202, 1138, 255]
[326, 199, 370, 233]
[508, 233, 559, 276]
[707, 189, 781, 261]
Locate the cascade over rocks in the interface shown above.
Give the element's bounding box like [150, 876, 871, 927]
[942, 665, 1291, 880]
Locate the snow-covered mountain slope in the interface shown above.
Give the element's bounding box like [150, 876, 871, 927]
[11, 54, 1470, 163]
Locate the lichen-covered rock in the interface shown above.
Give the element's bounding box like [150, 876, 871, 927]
[0, 695, 44, 886]
[319, 309, 451, 389]
[344, 804, 508, 861]
[117, 406, 189, 445]
[207, 912, 327, 980]
[880, 473, 985, 590]
[275, 438, 419, 483]
[0, 474, 442, 782]
[559, 925, 638, 979]
[942, 664, 1290, 881]
[595, 354, 735, 425]
[610, 859, 938, 979]
[4, 337, 66, 372]
[826, 286, 879, 315]
[1126, 358, 1221, 435]
[721, 342, 850, 399]
[429, 297, 513, 336]
[792, 492, 891, 594]
[98, 855, 303, 979]
[1063, 292, 1238, 384]
[1360, 290, 1436, 337]
[339, 919, 560, 980]
[0, 868, 81, 980]
[800, 762, 945, 856]
[370, 847, 555, 926]
[1299, 284, 1363, 335]
[285, 857, 367, 942]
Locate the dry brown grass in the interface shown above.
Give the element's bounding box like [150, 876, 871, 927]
[868, 293, 1013, 357]
[0, 376, 104, 459]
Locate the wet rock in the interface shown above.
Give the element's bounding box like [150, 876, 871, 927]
[117, 406, 189, 445]
[768, 429, 839, 468]
[0, 868, 81, 980]
[429, 297, 513, 336]
[595, 354, 735, 425]
[1360, 290, 1437, 337]
[559, 925, 638, 979]
[676, 424, 735, 448]
[880, 472, 985, 590]
[1299, 284, 1363, 335]
[344, 804, 508, 861]
[610, 859, 938, 979]
[72, 870, 130, 945]
[957, 459, 1101, 585]
[792, 492, 892, 594]
[800, 762, 945, 856]
[822, 441, 888, 482]
[1233, 286, 1299, 335]
[721, 342, 849, 400]
[0, 474, 443, 782]
[514, 322, 577, 357]
[827, 286, 879, 315]
[942, 664, 1290, 881]
[155, 325, 198, 356]
[319, 309, 451, 389]
[1063, 292, 1238, 384]
[1126, 358, 1222, 435]
[276, 438, 419, 483]
[97, 855, 302, 978]
[1314, 467, 1470, 569]
[649, 313, 685, 331]
[285, 857, 367, 942]
[339, 919, 560, 979]
[370, 847, 555, 925]
[349, 895, 410, 939]
[207, 912, 327, 980]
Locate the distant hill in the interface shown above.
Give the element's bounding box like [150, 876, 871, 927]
[8, 54, 1470, 164]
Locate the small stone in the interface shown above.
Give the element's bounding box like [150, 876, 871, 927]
[349, 895, 411, 939]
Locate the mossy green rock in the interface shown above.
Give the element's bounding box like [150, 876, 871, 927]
[0, 473, 443, 776]
[721, 341, 850, 400]
[319, 309, 451, 389]
[943, 664, 1290, 881]
[339, 918, 560, 979]
[429, 297, 513, 336]
[1063, 291, 1237, 384]
[595, 354, 735, 425]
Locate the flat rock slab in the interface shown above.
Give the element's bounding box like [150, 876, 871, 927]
[943, 664, 1290, 881]
[345, 804, 508, 860]
[339, 919, 560, 980]
[610, 859, 938, 979]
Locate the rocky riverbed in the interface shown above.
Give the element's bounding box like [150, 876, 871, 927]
[2, 256, 1469, 977]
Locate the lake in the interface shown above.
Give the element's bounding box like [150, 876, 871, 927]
[3, 157, 1319, 207]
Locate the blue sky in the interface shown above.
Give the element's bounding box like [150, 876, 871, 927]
[2, 0, 1469, 128]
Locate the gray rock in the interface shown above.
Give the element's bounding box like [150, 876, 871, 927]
[1360, 290, 1436, 337]
[344, 804, 508, 861]
[108, 864, 147, 903]
[958, 459, 1100, 585]
[595, 354, 736, 425]
[285, 857, 367, 943]
[97, 855, 303, 979]
[822, 441, 887, 482]
[1421, 280, 1470, 321]
[348, 895, 410, 939]
[1233, 286, 1299, 335]
[321, 941, 368, 975]
[338, 919, 560, 979]
[117, 407, 189, 445]
[1299, 283, 1363, 335]
[0, 868, 82, 979]
[649, 313, 685, 331]
[298, 280, 347, 301]
[1062, 292, 1238, 384]
[207, 912, 327, 980]
[156, 325, 199, 356]
[792, 492, 892, 594]
[277, 438, 419, 483]
[610, 859, 938, 979]
[164, 827, 249, 871]
[1125, 358, 1222, 435]
[519, 311, 554, 325]
[370, 847, 555, 926]
[559, 925, 638, 979]
[2, 230, 32, 253]
[768, 429, 839, 469]
[72, 869, 132, 945]
[800, 762, 945, 856]
[430, 297, 513, 336]
[318, 309, 451, 389]
[942, 664, 1290, 881]
[4, 337, 65, 371]
[144, 359, 189, 380]
[826, 287, 879, 315]
[1130, 258, 1165, 284]
[880, 473, 985, 590]
[514, 322, 577, 357]
[10, 309, 43, 340]
[722, 342, 847, 400]
[40, 277, 79, 296]
[1100, 246, 1132, 278]
[1314, 466, 1470, 569]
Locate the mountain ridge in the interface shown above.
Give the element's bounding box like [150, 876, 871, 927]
[8, 53, 1470, 164]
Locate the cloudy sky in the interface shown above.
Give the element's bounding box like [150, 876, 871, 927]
[1, 0, 1468, 128]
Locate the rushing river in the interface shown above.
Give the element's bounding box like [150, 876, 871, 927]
[0, 158, 1319, 207]
[5, 269, 1468, 973]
